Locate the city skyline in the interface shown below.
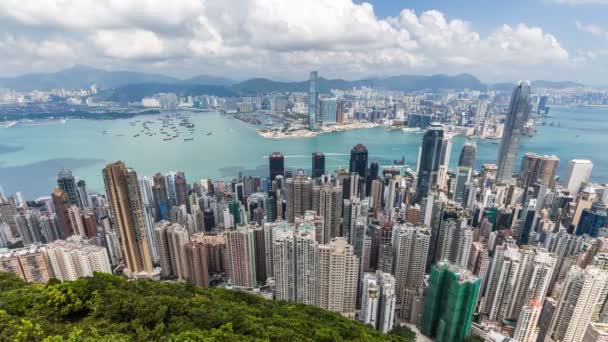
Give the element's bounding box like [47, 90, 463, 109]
[0, 1, 607, 84]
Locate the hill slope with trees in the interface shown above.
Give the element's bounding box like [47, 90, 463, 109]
[0, 272, 414, 341]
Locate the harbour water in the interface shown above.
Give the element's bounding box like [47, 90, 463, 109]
[0, 106, 606, 197]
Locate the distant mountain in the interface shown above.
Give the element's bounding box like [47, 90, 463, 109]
[99, 83, 237, 103]
[232, 73, 485, 95]
[0, 65, 233, 91]
[531, 80, 584, 89]
[183, 75, 235, 86]
[492, 80, 585, 91]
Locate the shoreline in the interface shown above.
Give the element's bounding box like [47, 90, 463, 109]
[256, 121, 381, 139]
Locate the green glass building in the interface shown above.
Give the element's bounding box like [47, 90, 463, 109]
[229, 199, 242, 227]
[421, 261, 480, 342]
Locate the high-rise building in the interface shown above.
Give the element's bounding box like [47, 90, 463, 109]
[518, 153, 560, 189]
[225, 225, 257, 287]
[576, 201, 607, 237]
[513, 299, 543, 342]
[57, 169, 79, 206]
[415, 123, 446, 202]
[174, 171, 188, 207]
[496, 81, 531, 183]
[583, 323, 608, 342]
[360, 271, 397, 334]
[349, 144, 368, 179]
[154, 221, 190, 280]
[272, 222, 317, 305]
[0, 245, 53, 283]
[76, 179, 90, 209]
[46, 237, 112, 282]
[285, 176, 313, 223]
[565, 159, 593, 196]
[102, 161, 156, 279]
[572, 186, 597, 227]
[152, 173, 170, 221]
[319, 97, 338, 124]
[548, 266, 608, 342]
[315, 184, 342, 242]
[458, 141, 477, 169]
[336, 99, 345, 123]
[393, 224, 429, 297]
[421, 261, 480, 342]
[51, 188, 73, 238]
[316, 238, 359, 319]
[312, 152, 325, 178]
[308, 71, 318, 130]
[269, 152, 285, 181]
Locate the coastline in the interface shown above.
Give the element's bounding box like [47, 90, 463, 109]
[257, 121, 381, 139]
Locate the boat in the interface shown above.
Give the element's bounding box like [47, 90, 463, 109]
[394, 156, 405, 165]
[186, 123, 195, 128]
[163, 138, 172, 141]
[206, 132, 213, 136]
[133, 134, 140, 137]
[184, 138, 194, 141]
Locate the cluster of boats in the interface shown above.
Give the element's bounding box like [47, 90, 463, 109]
[103, 113, 214, 142]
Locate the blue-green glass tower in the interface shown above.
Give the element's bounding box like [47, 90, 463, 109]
[421, 261, 480, 342]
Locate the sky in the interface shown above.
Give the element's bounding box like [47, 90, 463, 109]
[0, 0, 607, 84]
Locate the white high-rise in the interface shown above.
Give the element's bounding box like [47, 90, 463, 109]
[513, 300, 543, 342]
[46, 237, 112, 282]
[565, 159, 593, 196]
[360, 271, 396, 334]
[548, 266, 608, 342]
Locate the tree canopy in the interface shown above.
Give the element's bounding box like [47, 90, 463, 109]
[0, 272, 414, 341]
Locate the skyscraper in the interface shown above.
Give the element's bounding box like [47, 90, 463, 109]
[349, 144, 368, 179]
[415, 123, 445, 202]
[269, 152, 285, 181]
[316, 238, 358, 319]
[360, 271, 397, 334]
[319, 97, 338, 123]
[458, 141, 477, 169]
[576, 201, 607, 237]
[565, 159, 593, 195]
[308, 71, 318, 130]
[102, 161, 156, 279]
[421, 261, 480, 342]
[316, 184, 342, 242]
[57, 169, 79, 206]
[548, 266, 608, 342]
[496, 80, 531, 183]
[51, 187, 73, 238]
[285, 176, 313, 223]
[225, 225, 257, 287]
[312, 152, 325, 178]
[518, 153, 559, 189]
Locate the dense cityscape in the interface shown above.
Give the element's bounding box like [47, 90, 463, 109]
[0, 73, 607, 342]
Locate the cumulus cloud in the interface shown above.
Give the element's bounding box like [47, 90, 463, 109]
[576, 21, 608, 38]
[0, 0, 579, 81]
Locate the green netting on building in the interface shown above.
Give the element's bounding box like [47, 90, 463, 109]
[421, 262, 480, 342]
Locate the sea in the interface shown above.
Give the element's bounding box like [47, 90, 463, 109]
[0, 106, 606, 198]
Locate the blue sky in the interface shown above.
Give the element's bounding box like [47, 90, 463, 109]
[0, 0, 606, 84]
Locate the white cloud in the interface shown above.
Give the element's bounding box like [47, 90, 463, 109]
[576, 21, 608, 38]
[550, 0, 608, 5]
[0, 0, 582, 82]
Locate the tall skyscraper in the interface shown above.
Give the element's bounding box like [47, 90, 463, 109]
[183, 236, 210, 288]
[316, 238, 359, 319]
[154, 221, 190, 280]
[57, 169, 79, 206]
[102, 161, 156, 279]
[496, 80, 531, 183]
[51, 187, 73, 238]
[421, 261, 480, 342]
[360, 271, 397, 334]
[315, 184, 342, 242]
[285, 176, 313, 223]
[308, 71, 318, 130]
[319, 97, 338, 123]
[312, 152, 325, 178]
[415, 123, 446, 202]
[269, 152, 285, 181]
[225, 225, 257, 287]
[349, 144, 368, 179]
[173, 171, 188, 207]
[272, 223, 318, 305]
[518, 153, 559, 189]
[565, 159, 593, 195]
[548, 266, 608, 342]
[458, 141, 477, 169]
[576, 201, 607, 237]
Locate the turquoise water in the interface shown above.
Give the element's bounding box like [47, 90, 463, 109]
[0, 107, 607, 197]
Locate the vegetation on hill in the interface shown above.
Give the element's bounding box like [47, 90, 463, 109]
[0, 272, 413, 341]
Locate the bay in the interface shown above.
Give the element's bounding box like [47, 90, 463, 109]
[0, 106, 606, 198]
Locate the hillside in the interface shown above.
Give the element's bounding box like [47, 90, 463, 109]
[0, 272, 413, 341]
